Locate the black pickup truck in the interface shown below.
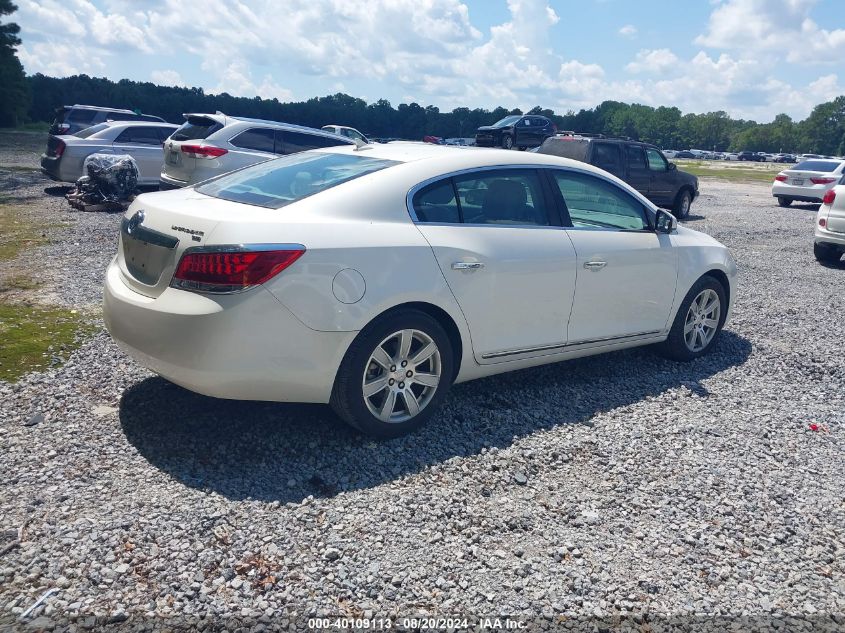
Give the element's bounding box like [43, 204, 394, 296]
[536, 134, 700, 218]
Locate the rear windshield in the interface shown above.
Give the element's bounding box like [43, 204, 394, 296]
[74, 123, 110, 138]
[66, 108, 99, 124]
[196, 152, 398, 209]
[537, 137, 589, 161]
[794, 160, 841, 172]
[171, 117, 223, 141]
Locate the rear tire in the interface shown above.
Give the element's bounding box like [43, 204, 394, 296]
[658, 275, 726, 361]
[673, 190, 692, 219]
[330, 309, 454, 439]
[814, 242, 842, 264]
[777, 196, 792, 207]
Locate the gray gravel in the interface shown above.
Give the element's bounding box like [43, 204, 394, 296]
[0, 140, 844, 631]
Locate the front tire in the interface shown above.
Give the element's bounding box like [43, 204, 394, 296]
[658, 276, 726, 361]
[777, 196, 792, 207]
[502, 134, 514, 150]
[330, 309, 454, 439]
[673, 190, 692, 219]
[814, 242, 842, 264]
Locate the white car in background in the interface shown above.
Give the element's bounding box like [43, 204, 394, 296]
[40, 121, 179, 185]
[814, 180, 845, 263]
[104, 144, 737, 438]
[772, 159, 845, 207]
[321, 124, 369, 144]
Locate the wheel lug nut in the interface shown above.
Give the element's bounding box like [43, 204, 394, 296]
[388, 379, 395, 386]
[398, 382, 405, 389]
[406, 370, 413, 377]
[401, 361, 407, 367]
[390, 365, 396, 372]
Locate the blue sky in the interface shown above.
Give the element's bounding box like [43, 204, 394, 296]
[13, 0, 845, 122]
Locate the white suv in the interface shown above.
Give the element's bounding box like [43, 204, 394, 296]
[160, 114, 355, 189]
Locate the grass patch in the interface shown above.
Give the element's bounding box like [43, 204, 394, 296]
[674, 160, 780, 183]
[0, 203, 63, 261]
[0, 302, 94, 382]
[0, 274, 41, 292]
[0, 122, 50, 133]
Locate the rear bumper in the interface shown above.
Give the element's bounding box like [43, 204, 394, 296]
[772, 181, 832, 202]
[40, 155, 65, 182]
[815, 225, 845, 249]
[103, 258, 355, 404]
[159, 172, 187, 190]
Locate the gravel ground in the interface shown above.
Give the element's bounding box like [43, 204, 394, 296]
[0, 133, 844, 631]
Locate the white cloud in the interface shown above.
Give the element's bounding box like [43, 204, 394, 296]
[151, 70, 186, 87]
[618, 24, 637, 37]
[625, 49, 680, 74]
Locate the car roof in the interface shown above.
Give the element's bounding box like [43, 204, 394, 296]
[98, 121, 179, 129]
[183, 113, 355, 143]
[65, 104, 142, 115]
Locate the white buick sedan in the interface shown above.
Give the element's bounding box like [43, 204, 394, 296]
[104, 143, 737, 438]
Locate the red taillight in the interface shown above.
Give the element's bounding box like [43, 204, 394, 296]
[819, 218, 827, 228]
[774, 174, 787, 182]
[822, 189, 836, 205]
[811, 177, 835, 184]
[54, 139, 66, 158]
[180, 144, 228, 159]
[171, 247, 304, 293]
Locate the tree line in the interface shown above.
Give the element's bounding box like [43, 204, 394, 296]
[2, 3, 845, 154]
[21, 73, 845, 154]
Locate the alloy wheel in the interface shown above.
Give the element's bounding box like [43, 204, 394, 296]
[362, 329, 442, 423]
[683, 289, 720, 352]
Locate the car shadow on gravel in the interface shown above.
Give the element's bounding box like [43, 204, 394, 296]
[119, 331, 751, 504]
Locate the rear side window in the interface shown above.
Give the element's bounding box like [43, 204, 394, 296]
[230, 128, 276, 153]
[553, 171, 648, 231]
[794, 160, 841, 172]
[114, 126, 164, 145]
[625, 145, 647, 169]
[196, 152, 398, 209]
[591, 142, 623, 177]
[171, 117, 224, 141]
[412, 181, 460, 223]
[66, 109, 98, 124]
[279, 131, 350, 154]
[454, 170, 549, 226]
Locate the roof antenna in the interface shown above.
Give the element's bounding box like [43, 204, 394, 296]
[353, 138, 372, 151]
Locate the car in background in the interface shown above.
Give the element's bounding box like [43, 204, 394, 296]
[40, 121, 179, 185]
[159, 113, 355, 189]
[475, 115, 555, 150]
[321, 124, 369, 144]
[662, 149, 678, 159]
[536, 133, 699, 218]
[814, 180, 845, 263]
[772, 159, 845, 207]
[422, 135, 445, 145]
[724, 152, 739, 161]
[674, 150, 696, 159]
[737, 151, 765, 162]
[103, 143, 736, 438]
[49, 105, 166, 136]
[774, 154, 797, 163]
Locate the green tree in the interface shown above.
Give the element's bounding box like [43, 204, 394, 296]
[0, 0, 28, 127]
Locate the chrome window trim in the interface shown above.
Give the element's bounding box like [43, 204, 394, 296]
[406, 163, 659, 232]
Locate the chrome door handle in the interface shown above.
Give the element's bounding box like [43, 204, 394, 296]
[583, 260, 607, 270]
[452, 261, 484, 270]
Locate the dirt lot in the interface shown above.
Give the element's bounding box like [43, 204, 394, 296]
[0, 131, 843, 631]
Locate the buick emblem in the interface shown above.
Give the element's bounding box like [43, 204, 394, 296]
[126, 210, 145, 235]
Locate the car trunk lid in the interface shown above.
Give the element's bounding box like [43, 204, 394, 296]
[780, 168, 837, 187]
[162, 114, 227, 185]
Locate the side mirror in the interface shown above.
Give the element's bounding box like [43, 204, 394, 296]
[668, 162, 677, 171]
[655, 208, 677, 234]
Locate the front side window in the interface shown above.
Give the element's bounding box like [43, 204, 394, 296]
[553, 171, 648, 231]
[196, 152, 398, 209]
[646, 148, 668, 171]
[230, 128, 275, 153]
[454, 170, 549, 226]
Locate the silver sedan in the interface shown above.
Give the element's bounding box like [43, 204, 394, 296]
[40, 121, 178, 186]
